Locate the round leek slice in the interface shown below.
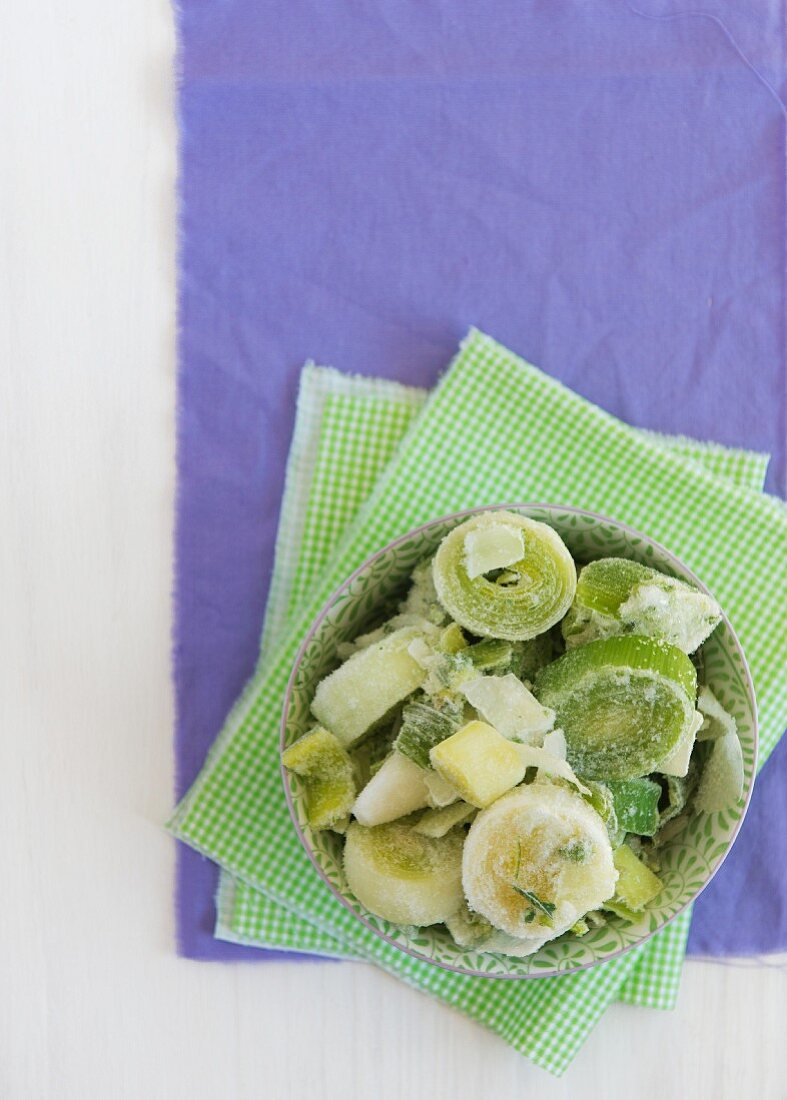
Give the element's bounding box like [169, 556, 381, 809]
[343, 821, 464, 926]
[462, 784, 617, 942]
[534, 636, 697, 780]
[432, 512, 577, 641]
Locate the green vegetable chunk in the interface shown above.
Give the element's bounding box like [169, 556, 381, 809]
[311, 626, 428, 747]
[534, 636, 697, 780]
[432, 511, 577, 641]
[563, 558, 721, 654]
[606, 778, 661, 837]
[606, 842, 663, 915]
[395, 699, 462, 769]
[464, 637, 513, 671]
[281, 727, 356, 830]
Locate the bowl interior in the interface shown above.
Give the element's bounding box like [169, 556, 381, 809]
[282, 504, 757, 978]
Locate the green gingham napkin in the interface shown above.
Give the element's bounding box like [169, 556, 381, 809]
[172, 331, 786, 1074]
[214, 364, 768, 1014]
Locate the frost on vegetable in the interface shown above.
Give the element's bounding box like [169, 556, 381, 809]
[444, 901, 495, 948]
[394, 698, 463, 769]
[423, 768, 462, 808]
[429, 721, 528, 809]
[516, 740, 591, 795]
[563, 557, 721, 654]
[534, 636, 697, 780]
[696, 685, 737, 742]
[311, 626, 428, 747]
[461, 673, 555, 742]
[694, 728, 744, 813]
[432, 511, 577, 641]
[462, 784, 617, 945]
[281, 727, 357, 831]
[463, 522, 525, 579]
[398, 556, 451, 626]
[343, 820, 464, 926]
[352, 751, 430, 827]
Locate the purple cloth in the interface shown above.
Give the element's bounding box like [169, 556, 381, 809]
[175, 0, 787, 961]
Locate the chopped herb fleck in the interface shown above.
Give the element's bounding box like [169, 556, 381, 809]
[511, 885, 556, 924]
[558, 839, 588, 863]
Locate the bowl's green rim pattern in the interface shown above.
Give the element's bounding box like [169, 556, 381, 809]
[281, 503, 758, 980]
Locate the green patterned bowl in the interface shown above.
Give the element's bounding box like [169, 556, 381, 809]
[281, 504, 757, 979]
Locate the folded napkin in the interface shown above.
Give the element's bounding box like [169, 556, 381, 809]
[214, 362, 769, 1014]
[171, 331, 787, 1073]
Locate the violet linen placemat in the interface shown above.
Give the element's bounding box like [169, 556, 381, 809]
[174, 0, 787, 967]
[212, 362, 769, 1016]
[170, 330, 787, 1074]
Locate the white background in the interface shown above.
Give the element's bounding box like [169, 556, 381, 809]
[2, 2, 786, 1097]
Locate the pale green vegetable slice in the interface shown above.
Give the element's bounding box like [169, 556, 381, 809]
[312, 627, 427, 747]
[281, 727, 356, 831]
[563, 557, 721, 654]
[423, 768, 462, 808]
[696, 685, 737, 742]
[462, 784, 617, 944]
[605, 843, 663, 915]
[414, 801, 476, 837]
[437, 622, 467, 654]
[533, 636, 697, 780]
[352, 751, 430, 827]
[343, 821, 464, 925]
[429, 720, 527, 808]
[432, 511, 577, 641]
[694, 728, 744, 812]
[518, 743, 591, 795]
[461, 673, 555, 741]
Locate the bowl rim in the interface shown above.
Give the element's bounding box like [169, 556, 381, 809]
[280, 502, 759, 980]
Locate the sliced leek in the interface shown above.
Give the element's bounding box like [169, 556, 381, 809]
[534, 636, 697, 780]
[563, 557, 721, 654]
[432, 511, 576, 641]
[462, 784, 617, 942]
[343, 821, 464, 925]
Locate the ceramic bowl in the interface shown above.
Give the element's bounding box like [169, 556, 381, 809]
[281, 504, 757, 978]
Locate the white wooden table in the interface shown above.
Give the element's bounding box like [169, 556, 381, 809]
[2, 3, 785, 1097]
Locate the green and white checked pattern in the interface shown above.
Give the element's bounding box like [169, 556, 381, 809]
[172, 331, 785, 1073]
[219, 364, 766, 1013]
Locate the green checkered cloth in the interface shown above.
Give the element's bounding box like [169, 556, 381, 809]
[216, 364, 768, 1011]
[172, 331, 785, 1074]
